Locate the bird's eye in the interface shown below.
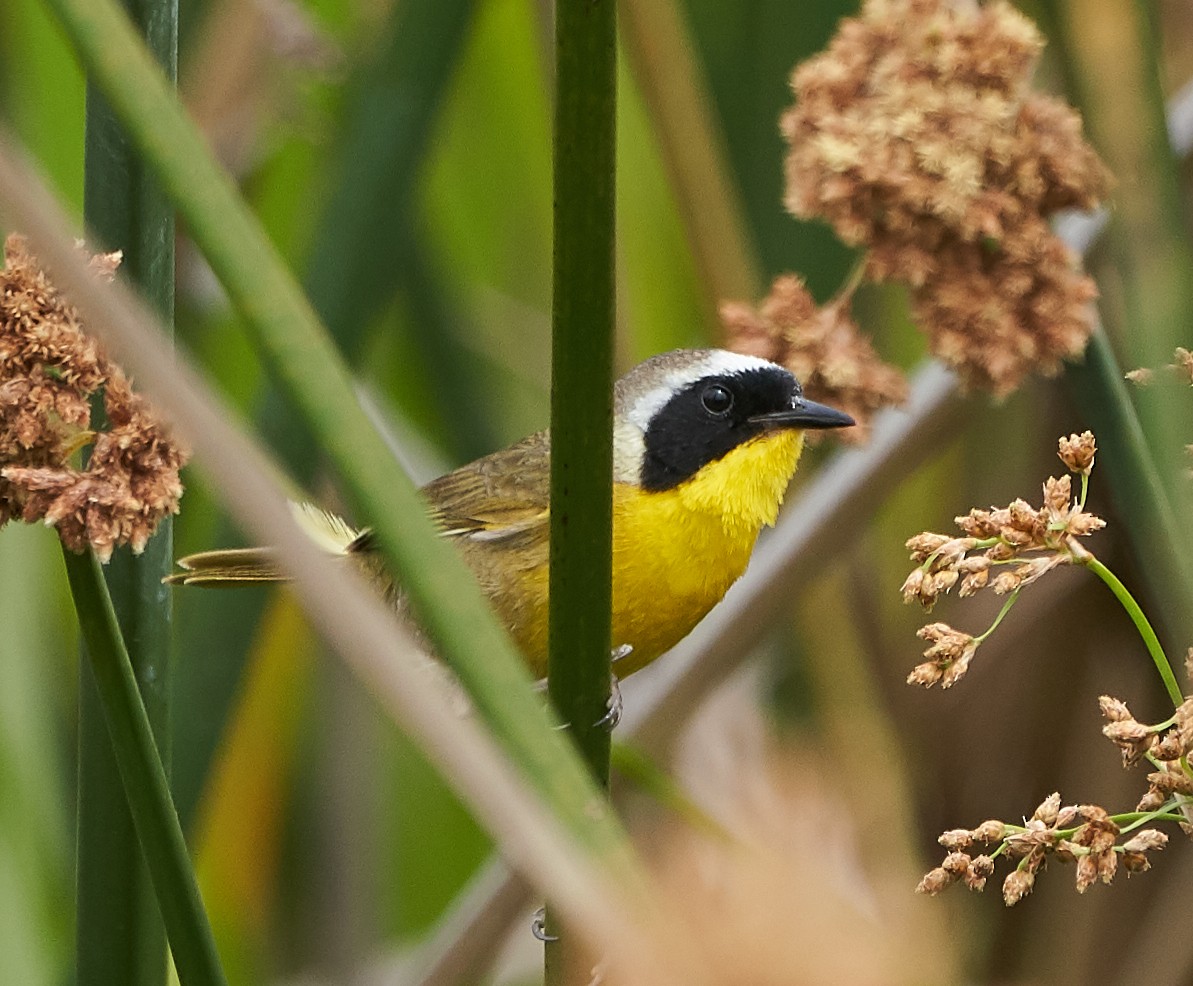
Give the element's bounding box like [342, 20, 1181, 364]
[700, 383, 733, 416]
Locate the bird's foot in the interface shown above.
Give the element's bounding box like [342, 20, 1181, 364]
[593, 674, 622, 731]
[546, 645, 630, 731]
[530, 906, 558, 942]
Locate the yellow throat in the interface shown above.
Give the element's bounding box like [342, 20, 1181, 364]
[607, 428, 804, 675]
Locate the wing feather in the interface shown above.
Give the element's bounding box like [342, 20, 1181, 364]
[419, 433, 551, 544]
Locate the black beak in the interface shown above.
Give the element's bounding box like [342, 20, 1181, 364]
[749, 397, 855, 431]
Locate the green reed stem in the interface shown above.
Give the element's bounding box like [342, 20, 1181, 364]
[77, 0, 175, 981]
[63, 548, 227, 986]
[1084, 554, 1183, 707]
[544, 0, 617, 978]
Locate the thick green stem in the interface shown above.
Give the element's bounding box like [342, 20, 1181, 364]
[63, 548, 227, 986]
[545, 0, 617, 978]
[1083, 554, 1184, 707]
[77, 0, 176, 982]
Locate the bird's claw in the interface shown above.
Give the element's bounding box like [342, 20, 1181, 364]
[593, 674, 622, 731]
[530, 906, 559, 942]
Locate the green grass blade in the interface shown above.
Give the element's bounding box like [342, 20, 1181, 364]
[38, 0, 634, 867]
[302, 0, 479, 361]
[173, 0, 484, 830]
[1065, 328, 1193, 649]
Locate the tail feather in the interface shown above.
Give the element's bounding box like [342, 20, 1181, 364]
[164, 547, 285, 586]
[166, 502, 365, 587]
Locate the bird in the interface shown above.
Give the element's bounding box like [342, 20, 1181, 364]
[168, 348, 854, 680]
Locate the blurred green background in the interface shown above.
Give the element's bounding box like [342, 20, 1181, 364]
[2, 0, 1193, 983]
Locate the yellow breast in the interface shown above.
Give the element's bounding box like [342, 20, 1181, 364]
[608, 429, 804, 675]
[494, 429, 804, 678]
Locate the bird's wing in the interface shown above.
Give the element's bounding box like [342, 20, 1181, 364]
[421, 432, 551, 544]
[345, 433, 551, 556]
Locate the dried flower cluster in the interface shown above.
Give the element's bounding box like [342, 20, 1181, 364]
[782, 0, 1109, 396]
[917, 792, 1173, 906]
[0, 233, 187, 560]
[909, 431, 1193, 908]
[1102, 694, 1193, 822]
[919, 693, 1193, 907]
[721, 274, 907, 442]
[1125, 346, 1193, 388]
[902, 432, 1101, 687]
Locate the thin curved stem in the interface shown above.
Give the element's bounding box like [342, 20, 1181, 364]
[976, 589, 1020, 643]
[1083, 554, 1184, 707]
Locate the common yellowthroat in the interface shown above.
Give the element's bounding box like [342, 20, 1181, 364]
[169, 349, 853, 678]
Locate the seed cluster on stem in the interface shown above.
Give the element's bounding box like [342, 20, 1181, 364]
[903, 432, 1193, 905]
[901, 432, 1101, 687]
[0, 233, 187, 560]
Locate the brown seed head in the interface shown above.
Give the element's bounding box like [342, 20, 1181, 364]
[1173, 698, 1193, 753]
[963, 854, 994, 892]
[938, 829, 974, 850]
[941, 851, 971, 877]
[1057, 431, 1096, 475]
[1056, 804, 1081, 828]
[958, 567, 990, 597]
[1006, 498, 1044, 537]
[973, 819, 1007, 843]
[1042, 474, 1071, 513]
[911, 623, 979, 688]
[1098, 695, 1132, 722]
[955, 508, 1001, 538]
[1102, 719, 1157, 766]
[1002, 867, 1035, 906]
[721, 275, 907, 442]
[1121, 851, 1150, 874]
[1062, 510, 1106, 538]
[0, 234, 187, 559]
[915, 866, 954, 896]
[1136, 789, 1166, 813]
[1152, 730, 1186, 762]
[905, 532, 951, 561]
[925, 569, 960, 597]
[1006, 823, 1056, 856]
[1121, 829, 1168, 854]
[782, 0, 1107, 396]
[1071, 808, 1118, 849]
[906, 661, 944, 688]
[1074, 853, 1099, 893]
[1173, 347, 1193, 385]
[1032, 792, 1062, 826]
[1146, 766, 1193, 798]
[985, 541, 1019, 562]
[900, 567, 926, 603]
[990, 569, 1023, 595]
